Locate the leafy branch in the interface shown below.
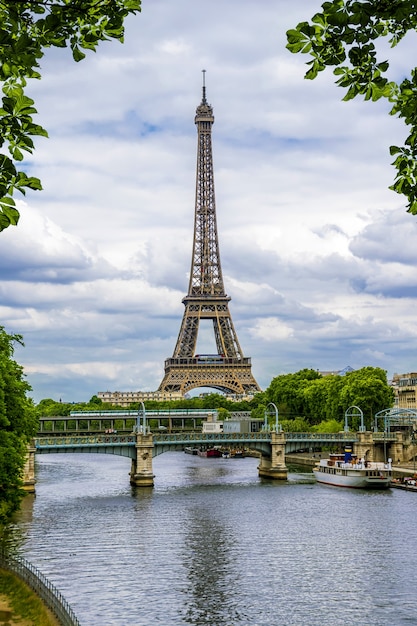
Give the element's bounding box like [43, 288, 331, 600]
[0, 0, 141, 231]
[286, 0, 417, 214]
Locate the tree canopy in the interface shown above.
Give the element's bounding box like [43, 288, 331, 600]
[264, 366, 394, 429]
[287, 1, 417, 214]
[0, 327, 37, 524]
[0, 0, 141, 232]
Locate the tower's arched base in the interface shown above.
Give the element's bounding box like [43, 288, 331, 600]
[158, 358, 260, 397]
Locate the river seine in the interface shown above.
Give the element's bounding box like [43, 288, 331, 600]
[4, 453, 417, 625]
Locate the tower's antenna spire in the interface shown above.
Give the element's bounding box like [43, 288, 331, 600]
[202, 69, 207, 104]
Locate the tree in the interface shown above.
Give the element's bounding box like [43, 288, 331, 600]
[312, 418, 343, 433]
[0, 327, 38, 524]
[280, 417, 311, 432]
[286, 1, 417, 214]
[88, 395, 102, 406]
[339, 366, 394, 429]
[0, 0, 141, 232]
[302, 377, 331, 424]
[265, 369, 322, 419]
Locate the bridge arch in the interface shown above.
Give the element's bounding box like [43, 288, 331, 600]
[375, 408, 417, 433]
[344, 406, 364, 432]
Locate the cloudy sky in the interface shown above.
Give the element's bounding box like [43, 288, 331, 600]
[2, 0, 417, 403]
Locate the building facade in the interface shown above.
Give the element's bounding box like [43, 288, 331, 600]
[391, 373, 417, 409]
[97, 390, 183, 407]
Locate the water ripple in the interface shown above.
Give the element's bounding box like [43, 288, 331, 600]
[4, 453, 417, 625]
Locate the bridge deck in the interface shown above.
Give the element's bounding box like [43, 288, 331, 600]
[34, 431, 371, 453]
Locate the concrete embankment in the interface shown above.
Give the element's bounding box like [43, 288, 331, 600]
[285, 454, 318, 469]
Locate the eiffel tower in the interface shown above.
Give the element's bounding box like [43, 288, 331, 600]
[158, 73, 261, 398]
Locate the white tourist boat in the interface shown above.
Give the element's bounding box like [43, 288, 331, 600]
[313, 452, 392, 489]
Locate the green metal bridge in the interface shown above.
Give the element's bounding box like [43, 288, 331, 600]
[29, 429, 401, 488]
[33, 431, 382, 459]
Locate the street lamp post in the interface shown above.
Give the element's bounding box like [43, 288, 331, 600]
[136, 401, 146, 434]
[266, 402, 280, 433]
[263, 408, 269, 431]
[141, 401, 147, 434]
[344, 405, 364, 432]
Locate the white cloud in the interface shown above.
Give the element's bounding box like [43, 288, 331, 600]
[251, 318, 294, 342]
[2, 0, 417, 402]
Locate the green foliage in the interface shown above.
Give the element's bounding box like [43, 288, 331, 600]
[263, 366, 393, 429]
[0, 432, 26, 521]
[265, 369, 322, 419]
[0, 569, 58, 625]
[217, 407, 231, 420]
[280, 417, 311, 432]
[36, 393, 258, 417]
[0, 327, 37, 524]
[36, 398, 72, 416]
[35, 368, 394, 434]
[0, 0, 141, 231]
[286, 1, 417, 214]
[340, 366, 394, 429]
[312, 418, 343, 433]
[89, 395, 102, 405]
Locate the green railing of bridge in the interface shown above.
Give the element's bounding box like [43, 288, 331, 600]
[35, 434, 136, 448]
[34, 431, 368, 449]
[371, 432, 397, 441]
[68, 409, 218, 417]
[154, 432, 359, 443]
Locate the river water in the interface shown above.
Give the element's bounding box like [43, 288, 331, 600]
[4, 452, 417, 625]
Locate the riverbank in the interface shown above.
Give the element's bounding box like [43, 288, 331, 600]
[0, 569, 59, 626]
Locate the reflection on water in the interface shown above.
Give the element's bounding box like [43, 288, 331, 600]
[181, 505, 243, 624]
[3, 452, 417, 625]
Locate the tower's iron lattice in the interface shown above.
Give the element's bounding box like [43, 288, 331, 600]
[158, 75, 261, 397]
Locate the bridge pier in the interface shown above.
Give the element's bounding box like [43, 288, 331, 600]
[258, 432, 288, 480]
[23, 441, 36, 493]
[354, 431, 376, 463]
[389, 431, 405, 464]
[354, 431, 401, 464]
[130, 433, 154, 487]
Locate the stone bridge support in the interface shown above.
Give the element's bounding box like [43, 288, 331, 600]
[23, 441, 36, 493]
[258, 432, 288, 480]
[354, 432, 376, 462]
[130, 433, 155, 487]
[390, 431, 405, 465]
[355, 431, 405, 464]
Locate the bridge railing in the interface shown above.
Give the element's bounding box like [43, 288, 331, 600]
[68, 409, 218, 417]
[35, 434, 136, 447]
[371, 432, 397, 441]
[153, 432, 358, 443]
[285, 432, 355, 441]
[34, 431, 398, 450]
[154, 432, 271, 443]
[0, 548, 81, 626]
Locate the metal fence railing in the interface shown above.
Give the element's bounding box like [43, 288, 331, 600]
[0, 548, 81, 626]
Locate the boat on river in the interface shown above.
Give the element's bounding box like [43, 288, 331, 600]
[197, 447, 222, 458]
[313, 452, 392, 489]
[220, 448, 245, 458]
[184, 446, 199, 455]
[391, 476, 417, 492]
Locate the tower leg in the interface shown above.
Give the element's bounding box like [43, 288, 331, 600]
[130, 433, 155, 487]
[258, 432, 288, 480]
